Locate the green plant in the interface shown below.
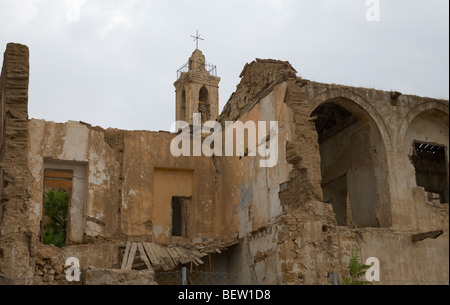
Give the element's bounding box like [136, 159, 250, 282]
[43, 189, 69, 248]
[342, 249, 372, 285]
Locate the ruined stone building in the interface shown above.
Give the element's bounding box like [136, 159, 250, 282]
[0, 42, 448, 285]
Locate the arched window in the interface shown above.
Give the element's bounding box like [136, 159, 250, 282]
[180, 89, 186, 120]
[198, 86, 209, 122]
[311, 101, 382, 228]
[404, 110, 449, 203]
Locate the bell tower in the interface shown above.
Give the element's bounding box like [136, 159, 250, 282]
[174, 49, 220, 125]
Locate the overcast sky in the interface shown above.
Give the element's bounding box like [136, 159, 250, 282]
[0, 0, 448, 131]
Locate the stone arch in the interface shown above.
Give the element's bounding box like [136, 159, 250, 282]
[309, 88, 391, 147]
[400, 101, 449, 204]
[198, 86, 209, 122]
[309, 88, 392, 227]
[180, 89, 186, 120]
[397, 100, 449, 145]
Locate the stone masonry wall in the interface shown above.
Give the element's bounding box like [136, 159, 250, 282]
[277, 79, 338, 284]
[0, 43, 34, 284]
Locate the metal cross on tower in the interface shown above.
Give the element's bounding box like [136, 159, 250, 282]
[191, 30, 204, 49]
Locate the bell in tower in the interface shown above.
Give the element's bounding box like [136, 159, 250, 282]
[174, 48, 220, 125]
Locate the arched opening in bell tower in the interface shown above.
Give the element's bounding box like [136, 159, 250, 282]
[198, 86, 209, 122]
[180, 89, 186, 120]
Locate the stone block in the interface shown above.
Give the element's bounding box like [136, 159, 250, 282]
[55, 265, 63, 275]
[36, 244, 60, 260]
[285, 241, 295, 250]
[84, 268, 155, 285]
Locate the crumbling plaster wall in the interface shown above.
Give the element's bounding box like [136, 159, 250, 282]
[28, 119, 121, 241]
[218, 81, 293, 236]
[404, 112, 449, 189]
[28, 121, 222, 244]
[219, 58, 448, 285]
[217, 59, 328, 284]
[121, 131, 221, 243]
[336, 227, 449, 285]
[397, 110, 449, 233]
[152, 168, 193, 241]
[42, 159, 88, 243]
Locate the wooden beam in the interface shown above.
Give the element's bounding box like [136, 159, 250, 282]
[131, 262, 147, 270]
[186, 249, 204, 265]
[44, 170, 73, 179]
[137, 242, 154, 273]
[173, 247, 190, 264]
[149, 243, 171, 271]
[44, 179, 73, 189]
[188, 254, 200, 266]
[143, 242, 162, 269]
[318, 115, 357, 143]
[125, 242, 138, 270]
[191, 248, 207, 258]
[120, 242, 131, 270]
[166, 247, 181, 265]
[159, 246, 176, 269]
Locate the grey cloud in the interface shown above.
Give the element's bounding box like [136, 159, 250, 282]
[0, 0, 448, 130]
